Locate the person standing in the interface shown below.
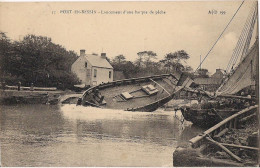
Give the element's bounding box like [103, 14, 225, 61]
[17, 81, 21, 91]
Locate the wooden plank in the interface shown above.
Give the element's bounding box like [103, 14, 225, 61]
[190, 105, 258, 147]
[149, 78, 171, 95]
[206, 137, 242, 163]
[218, 94, 255, 101]
[133, 95, 150, 99]
[239, 113, 257, 122]
[214, 128, 229, 138]
[6, 85, 57, 91]
[129, 88, 142, 94]
[220, 143, 260, 151]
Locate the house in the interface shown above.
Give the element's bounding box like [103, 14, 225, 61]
[194, 78, 222, 91]
[71, 50, 113, 86]
[193, 69, 225, 91]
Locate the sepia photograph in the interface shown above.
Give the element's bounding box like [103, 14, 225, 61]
[0, 0, 259, 167]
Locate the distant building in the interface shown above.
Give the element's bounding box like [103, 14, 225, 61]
[194, 69, 225, 91]
[211, 68, 225, 79]
[71, 50, 113, 86]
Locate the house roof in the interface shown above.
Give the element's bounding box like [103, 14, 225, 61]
[194, 77, 222, 85]
[85, 54, 113, 69]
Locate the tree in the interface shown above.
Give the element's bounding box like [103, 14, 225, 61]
[197, 68, 209, 78]
[0, 32, 12, 76]
[136, 51, 157, 67]
[183, 65, 193, 73]
[160, 50, 190, 73]
[122, 61, 138, 78]
[112, 54, 126, 64]
[0, 34, 79, 88]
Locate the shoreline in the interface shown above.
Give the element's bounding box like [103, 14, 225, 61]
[0, 89, 78, 105]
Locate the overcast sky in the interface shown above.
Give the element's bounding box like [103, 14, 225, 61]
[0, 1, 258, 74]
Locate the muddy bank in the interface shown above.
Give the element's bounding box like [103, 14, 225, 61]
[173, 146, 243, 167]
[0, 90, 66, 104]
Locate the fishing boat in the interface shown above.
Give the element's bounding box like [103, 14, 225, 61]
[173, 105, 259, 166]
[179, 91, 257, 127]
[75, 73, 192, 112]
[179, 1, 258, 127]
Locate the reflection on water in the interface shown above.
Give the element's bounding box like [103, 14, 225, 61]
[0, 104, 203, 167]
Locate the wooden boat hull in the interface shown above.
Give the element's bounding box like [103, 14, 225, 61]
[181, 107, 239, 128]
[78, 74, 184, 112]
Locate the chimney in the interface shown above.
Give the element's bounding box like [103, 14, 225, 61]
[80, 49, 86, 57]
[101, 53, 106, 59]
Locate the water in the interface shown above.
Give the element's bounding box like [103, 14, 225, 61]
[0, 104, 203, 167]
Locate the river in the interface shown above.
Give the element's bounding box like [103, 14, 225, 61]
[0, 104, 204, 166]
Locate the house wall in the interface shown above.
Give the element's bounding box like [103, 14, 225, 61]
[91, 67, 113, 85]
[71, 56, 92, 85]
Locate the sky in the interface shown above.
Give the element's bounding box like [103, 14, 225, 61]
[0, 1, 258, 74]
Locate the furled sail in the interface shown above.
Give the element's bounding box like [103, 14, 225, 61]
[216, 2, 258, 96]
[216, 40, 258, 95]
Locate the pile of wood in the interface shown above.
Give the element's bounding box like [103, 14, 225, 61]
[205, 119, 259, 165]
[173, 105, 259, 167]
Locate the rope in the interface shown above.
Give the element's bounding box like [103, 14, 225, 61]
[230, 7, 253, 70]
[195, 0, 245, 72]
[227, 2, 257, 72]
[236, 4, 256, 63]
[226, 2, 256, 72]
[241, 4, 257, 60]
[181, 1, 246, 93]
[226, 4, 253, 72]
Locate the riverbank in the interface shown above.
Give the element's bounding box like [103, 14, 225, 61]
[0, 89, 71, 104]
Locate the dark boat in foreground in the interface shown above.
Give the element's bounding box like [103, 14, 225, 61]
[179, 1, 258, 127]
[76, 73, 189, 112]
[179, 94, 256, 128]
[180, 105, 239, 128]
[173, 105, 259, 167]
[179, 40, 258, 127]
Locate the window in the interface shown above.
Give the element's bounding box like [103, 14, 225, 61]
[85, 62, 87, 68]
[109, 71, 112, 78]
[94, 69, 97, 77]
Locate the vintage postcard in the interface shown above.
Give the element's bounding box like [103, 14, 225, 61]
[0, 0, 259, 167]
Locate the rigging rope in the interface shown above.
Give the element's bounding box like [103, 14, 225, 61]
[226, 3, 255, 72]
[195, 0, 245, 72]
[226, 2, 257, 73]
[179, 1, 246, 96]
[240, 4, 257, 60]
[232, 5, 256, 71]
[226, 3, 254, 71]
